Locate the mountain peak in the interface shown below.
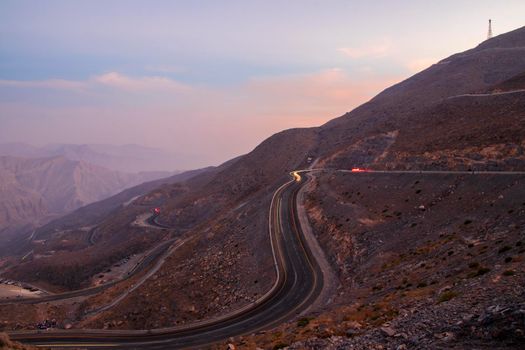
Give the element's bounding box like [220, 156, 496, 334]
[474, 25, 525, 51]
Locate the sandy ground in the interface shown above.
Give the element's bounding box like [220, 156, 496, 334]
[90, 254, 142, 286]
[123, 195, 141, 207]
[131, 213, 159, 228]
[0, 283, 42, 299]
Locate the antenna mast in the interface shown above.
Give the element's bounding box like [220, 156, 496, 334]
[487, 19, 493, 40]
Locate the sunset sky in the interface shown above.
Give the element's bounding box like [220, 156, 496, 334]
[1, 0, 524, 167]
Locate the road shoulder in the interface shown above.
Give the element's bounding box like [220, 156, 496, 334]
[296, 173, 339, 314]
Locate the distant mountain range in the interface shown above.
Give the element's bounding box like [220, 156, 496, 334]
[0, 143, 192, 173]
[0, 155, 173, 234]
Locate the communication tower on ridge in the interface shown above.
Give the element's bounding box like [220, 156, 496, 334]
[487, 19, 493, 40]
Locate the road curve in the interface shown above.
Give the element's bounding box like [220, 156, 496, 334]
[2, 212, 178, 306]
[0, 235, 177, 306]
[9, 172, 324, 349]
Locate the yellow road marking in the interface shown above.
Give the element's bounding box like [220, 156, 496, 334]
[36, 344, 119, 348]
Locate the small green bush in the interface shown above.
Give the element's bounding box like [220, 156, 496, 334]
[503, 270, 515, 276]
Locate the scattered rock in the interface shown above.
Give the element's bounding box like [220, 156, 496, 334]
[346, 329, 358, 337]
[380, 326, 396, 337]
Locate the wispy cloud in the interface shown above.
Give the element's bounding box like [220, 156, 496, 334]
[92, 72, 191, 92]
[338, 39, 392, 59]
[0, 79, 86, 90]
[0, 72, 192, 93]
[145, 65, 187, 74]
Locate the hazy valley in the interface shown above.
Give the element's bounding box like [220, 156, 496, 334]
[0, 154, 174, 251]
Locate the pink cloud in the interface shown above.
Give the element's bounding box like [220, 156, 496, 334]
[0, 73, 192, 94]
[338, 40, 392, 59]
[236, 68, 399, 119]
[92, 72, 191, 92]
[145, 64, 187, 74]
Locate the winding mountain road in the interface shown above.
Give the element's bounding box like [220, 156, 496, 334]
[9, 171, 324, 349]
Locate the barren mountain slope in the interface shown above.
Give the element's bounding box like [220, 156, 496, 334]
[490, 71, 525, 92]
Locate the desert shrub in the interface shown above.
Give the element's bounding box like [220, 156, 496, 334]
[468, 262, 480, 268]
[468, 267, 491, 278]
[438, 291, 458, 303]
[498, 245, 512, 254]
[297, 317, 311, 327]
[502, 270, 515, 276]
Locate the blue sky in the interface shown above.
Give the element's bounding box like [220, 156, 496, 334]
[1, 1, 524, 167]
